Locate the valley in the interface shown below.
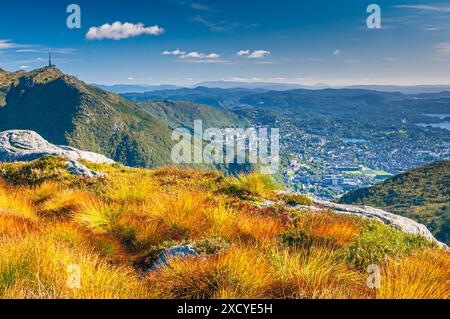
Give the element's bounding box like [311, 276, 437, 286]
[123, 86, 450, 200]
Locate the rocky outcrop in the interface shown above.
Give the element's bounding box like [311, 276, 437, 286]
[309, 198, 447, 247]
[66, 160, 106, 179]
[0, 130, 113, 178]
[270, 192, 447, 249]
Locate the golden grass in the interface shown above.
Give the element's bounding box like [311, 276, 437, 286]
[76, 199, 123, 233]
[0, 181, 35, 220]
[270, 247, 367, 299]
[225, 213, 286, 246]
[0, 213, 38, 237]
[0, 162, 448, 300]
[148, 247, 274, 299]
[104, 174, 156, 203]
[376, 250, 450, 299]
[0, 234, 148, 299]
[297, 211, 362, 247]
[26, 181, 62, 204]
[38, 190, 92, 219]
[149, 191, 214, 239]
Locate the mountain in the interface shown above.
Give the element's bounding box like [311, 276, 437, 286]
[0, 66, 176, 168]
[0, 67, 256, 173]
[94, 84, 182, 94]
[123, 87, 269, 109]
[340, 161, 450, 244]
[349, 85, 450, 94]
[194, 80, 318, 91]
[136, 99, 250, 130]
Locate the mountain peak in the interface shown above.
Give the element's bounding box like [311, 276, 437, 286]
[18, 66, 67, 86]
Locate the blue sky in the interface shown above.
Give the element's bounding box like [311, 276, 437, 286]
[1, 0, 450, 86]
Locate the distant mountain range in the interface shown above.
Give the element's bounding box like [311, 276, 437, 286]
[94, 81, 316, 93]
[93, 84, 182, 94]
[349, 85, 450, 94]
[96, 81, 450, 95]
[340, 161, 450, 244]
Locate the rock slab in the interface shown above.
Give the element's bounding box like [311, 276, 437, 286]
[0, 130, 114, 177]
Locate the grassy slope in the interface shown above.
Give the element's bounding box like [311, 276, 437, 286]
[340, 161, 450, 244]
[0, 157, 448, 299]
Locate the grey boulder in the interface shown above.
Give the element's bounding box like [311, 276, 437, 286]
[0, 130, 114, 178]
[151, 245, 199, 270]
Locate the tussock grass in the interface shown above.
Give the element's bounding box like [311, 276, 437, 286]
[0, 214, 38, 237]
[104, 174, 156, 203]
[0, 157, 447, 299]
[0, 234, 148, 299]
[0, 180, 35, 220]
[299, 212, 362, 247]
[376, 250, 450, 299]
[148, 247, 274, 299]
[270, 247, 367, 299]
[76, 200, 123, 233]
[38, 190, 92, 219]
[225, 213, 286, 246]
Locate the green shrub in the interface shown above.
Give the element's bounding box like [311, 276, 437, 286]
[223, 173, 281, 199]
[281, 229, 313, 249]
[0, 156, 72, 186]
[346, 220, 435, 270]
[278, 194, 312, 206]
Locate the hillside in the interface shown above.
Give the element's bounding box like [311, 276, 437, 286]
[0, 68, 248, 171]
[0, 156, 448, 299]
[340, 161, 450, 244]
[136, 99, 250, 131]
[123, 87, 268, 109]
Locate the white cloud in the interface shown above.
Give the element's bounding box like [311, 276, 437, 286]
[395, 5, 450, 13]
[249, 50, 271, 58]
[191, 3, 211, 11]
[182, 51, 205, 59]
[237, 49, 270, 58]
[435, 42, 450, 55]
[333, 49, 340, 56]
[237, 49, 250, 56]
[162, 49, 222, 61]
[19, 65, 30, 70]
[0, 40, 26, 50]
[86, 22, 164, 40]
[162, 49, 186, 56]
[16, 49, 39, 53]
[205, 53, 220, 59]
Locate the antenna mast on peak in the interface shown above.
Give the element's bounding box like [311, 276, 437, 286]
[48, 51, 53, 67]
